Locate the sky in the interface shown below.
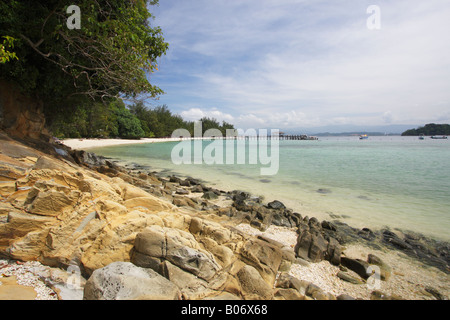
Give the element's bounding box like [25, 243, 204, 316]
[148, 0, 450, 132]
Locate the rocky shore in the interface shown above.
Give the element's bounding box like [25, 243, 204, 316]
[0, 131, 448, 300]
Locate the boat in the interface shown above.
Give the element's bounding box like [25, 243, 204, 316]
[359, 134, 368, 140]
[430, 136, 448, 140]
[419, 134, 425, 140]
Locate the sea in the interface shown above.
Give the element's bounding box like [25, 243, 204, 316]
[88, 136, 450, 242]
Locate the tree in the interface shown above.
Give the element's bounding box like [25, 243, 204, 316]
[402, 123, 450, 136]
[0, 0, 168, 103]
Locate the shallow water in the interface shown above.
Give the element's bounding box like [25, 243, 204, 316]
[89, 136, 450, 241]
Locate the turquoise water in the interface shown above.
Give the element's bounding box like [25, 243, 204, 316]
[88, 136, 450, 241]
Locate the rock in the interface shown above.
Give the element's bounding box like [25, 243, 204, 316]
[159, 260, 204, 291]
[237, 265, 273, 300]
[382, 229, 413, 250]
[83, 262, 181, 300]
[325, 237, 342, 265]
[337, 271, 365, 285]
[321, 220, 337, 231]
[179, 179, 191, 187]
[275, 272, 310, 295]
[191, 185, 204, 193]
[133, 226, 221, 281]
[424, 286, 447, 300]
[337, 294, 356, 300]
[0, 80, 48, 140]
[202, 191, 218, 200]
[294, 230, 329, 263]
[267, 200, 286, 210]
[274, 288, 305, 300]
[341, 257, 371, 280]
[305, 283, 335, 300]
[358, 228, 376, 241]
[239, 238, 283, 285]
[175, 188, 189, 195]
[367, 254, 392, 281]
[231, 190, 251, 202]
[370, 290, 403, 300]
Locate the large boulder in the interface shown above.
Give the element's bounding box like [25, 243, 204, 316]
[132, 225, 221, 281]
[237, 265, 274, 300]
[83, 262, 181, 300]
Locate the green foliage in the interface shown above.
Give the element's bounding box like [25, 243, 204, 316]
[47, 98, 236, 139]
[0, 36, 18, 63]
[46, 98, 143, 139]
[0, 0, 168, 102]
[402, 123, 450, 136]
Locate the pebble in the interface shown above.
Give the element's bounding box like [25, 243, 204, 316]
[0, 259, 58, 300]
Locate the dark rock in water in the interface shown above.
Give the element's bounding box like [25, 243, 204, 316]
[186, 177, 201, 185]
[317, 188, 332, 194]
[267, 200, 286, 210]
[175, 188, 189, 195]
[191, 185, 204, 193]
[358, 228, 376, 241]
[179, 179, 191, 187]
[308, 217, 322, 231]
[169, 175, 181, 183]
[341, 257, 371, 280]
[231, 190, 251, 202]
[202, 191, 218, 200]
[321, 220, 337, 231]
[382, 230, 413, 250]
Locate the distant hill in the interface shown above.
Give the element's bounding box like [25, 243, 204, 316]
[280, 124, 419, 136]
[401, 123, 450, 136]
[315, 132, 397, 137]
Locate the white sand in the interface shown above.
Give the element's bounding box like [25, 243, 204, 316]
[62, 137, 186, 150]
[235, 223, 450, 300]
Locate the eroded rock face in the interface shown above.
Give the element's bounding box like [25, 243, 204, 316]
[0, 138, 292, 300]
[0, 81, 48, 140]
[83, 262, 181, 300]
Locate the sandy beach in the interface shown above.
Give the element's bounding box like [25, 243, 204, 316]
[62, 137, 184, 150]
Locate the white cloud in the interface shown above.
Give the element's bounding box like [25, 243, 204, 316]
[153, 0, 450, 130]
[180, 108, 234, 123]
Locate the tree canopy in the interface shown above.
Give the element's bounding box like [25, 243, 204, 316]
[1, 1, 236, 140]
[0, 0, 168, 102]
[402, 123, 450, 136]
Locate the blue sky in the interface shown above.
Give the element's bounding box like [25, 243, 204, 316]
[148, 0, 450, 131]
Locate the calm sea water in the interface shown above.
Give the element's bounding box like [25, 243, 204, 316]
[88, 136, 450, 241]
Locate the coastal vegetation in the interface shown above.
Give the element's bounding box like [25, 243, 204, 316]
[401, 123, 450, 136]
[0, 0, 234, 140]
